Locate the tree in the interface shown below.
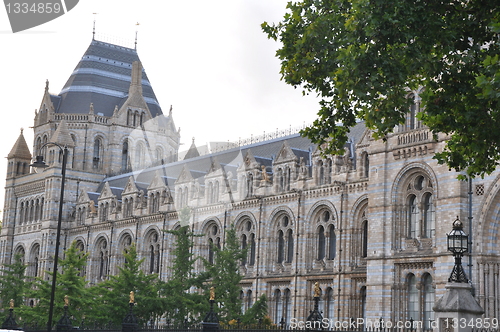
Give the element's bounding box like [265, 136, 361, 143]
[0, 253, 27, 309]
[205, 225, 246, 323]
[240, 294, 270, 326]
[161, 207, 208, 326]
[20, 241, 92, 326]
[262, 0, 500, 178]
[89, 243, 164, 326]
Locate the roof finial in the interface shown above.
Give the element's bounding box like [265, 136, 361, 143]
[20, 128, 24, 135]
[169, 105, 173, 116]
[92, 13, 98, 40]
[135, 22, 140, 50]
[45, 79, 49, 93]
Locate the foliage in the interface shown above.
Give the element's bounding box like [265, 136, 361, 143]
[262, 0, 500, 178]
[19, 241, 92, 326]
[204, 224, 246, 323]
[89, 243, 164, 326]
[161, 207, 209, 326]
[0, 253, 27, 310]
[240, 294, 270, 326]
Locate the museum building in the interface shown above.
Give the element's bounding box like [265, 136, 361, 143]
[1, 37, 500, 329]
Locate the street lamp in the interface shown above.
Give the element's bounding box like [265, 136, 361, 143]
[447, 217, 469, 283]
[30, 143, 69, 332]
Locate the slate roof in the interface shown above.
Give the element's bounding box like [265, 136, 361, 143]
[99, 134, 307, 200]
[54, 39, 162, 117]
[96, 122, 367, 200]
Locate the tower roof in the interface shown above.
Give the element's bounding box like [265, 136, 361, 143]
[53, 39, 163, 117]
[8, 129, 32, 160]
[184, 138, 200, 160]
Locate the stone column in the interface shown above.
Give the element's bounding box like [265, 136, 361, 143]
[433, 282, 484, 332]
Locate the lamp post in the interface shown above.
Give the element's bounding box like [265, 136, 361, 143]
[447, 217, 469, 283]
[30, 143, 69, 332]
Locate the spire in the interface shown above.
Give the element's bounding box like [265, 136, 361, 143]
[8, 129, 32, 160]
[184, 137, 200, 160]
[129, 61, 143, 95]
[92, 13, 97, 40]
[135, 22, 140, 50]
[119, 61, 149, 111]
[50, 120, 74, 147]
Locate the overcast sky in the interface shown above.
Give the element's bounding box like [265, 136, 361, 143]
[0, 0, 321, 209]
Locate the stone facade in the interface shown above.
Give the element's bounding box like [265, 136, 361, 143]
[2, 38, 500, 330]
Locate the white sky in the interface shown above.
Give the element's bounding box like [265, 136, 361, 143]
[0, 0, 321, 210]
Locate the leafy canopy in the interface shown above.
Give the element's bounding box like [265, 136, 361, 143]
[262, 0, 500, 178]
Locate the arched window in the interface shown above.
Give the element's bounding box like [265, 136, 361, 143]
[206, 223, 221, 265]
[135, 143, 145, 169]
[75, 241, 86, 277]
[423, 274, 435, 330]
[283, 288, 291, 327]
[29, 244, 40, 277]
[362, 152, 370, 178]
[155, 147, 164, 163]
[318, 160, 324, 185]
[422, 193, 435, 238]
[315, 209, 336, 261]
[360, 286, 366, 321]
[122, 140, 129, 171]
[326, 287, 335, 319]
[274, 289, 282, 324]
[277, 230, 285, 264]
[246, 173, 253, 198]
[286, 229, 294, 263]
[276, 214, 294, 264]
[408, 274, 419, 322]
[77, 206, 86, 225]
[361, 220, 368, 258]
[277, 168, 284, 193]
[405, 173, 435, 240]
[119, 234, 133, 267]
[93, 137, 103, 169]
[96, 238, 109, 280]
[408, 195, 418, 238]
[147, 231, 160, 274]
[316, 159, 332, 185]
[317, 226, 326, 260]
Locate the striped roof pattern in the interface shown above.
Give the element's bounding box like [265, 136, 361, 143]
[54, 39, 163, 117]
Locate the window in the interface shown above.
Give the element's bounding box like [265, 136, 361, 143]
[122, 140, 129, 171]
[405, 174, 435, 239]
[276, 215, 293, 264]
[238, 218, 256, 266]
[423, 274, 435, 330]
[326, 287, 335, 319]
[274, 289, 282, 324]
[206, 223, 221, 265]
[246, 173, 253, 198]
[147, 231, 160, 274]
[75, 241, 86, 277]
[360, 286, 366, 321]
[408, 274, 419, 322]
[123, 197, 134, 218]
[361, 220, 368, 258]
[150, 192, 160, 213]
[399, 93, 421, 132]
[315, 209, 336, 261]
[99, 202, 109, 222]
[318, 226, 326, 260]
[93, 137, 103, 169]
[96, 238, 109, 280]
[29, 244, 40, 277]
[283, 288, 291, 327]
